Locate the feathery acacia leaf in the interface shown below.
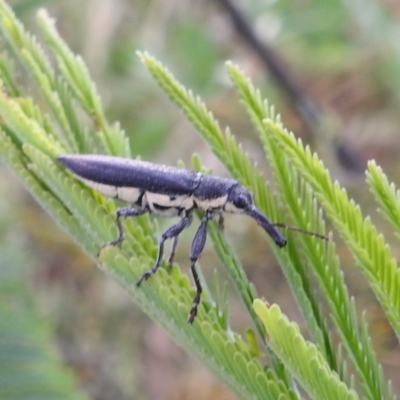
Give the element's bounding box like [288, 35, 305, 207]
[254, 301, 359, 400]
[367, 160, 400, 237]
[261, 119, 397, 399]
[225, 62, 394, 400]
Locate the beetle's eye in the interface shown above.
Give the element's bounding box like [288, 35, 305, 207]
[233, 195, 248, 209]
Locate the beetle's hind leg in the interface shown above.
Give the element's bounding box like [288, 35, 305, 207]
[137, 213, 193, 287]
[99, 206, 148, 254]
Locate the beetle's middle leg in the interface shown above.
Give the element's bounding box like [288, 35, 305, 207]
[168, 236, 179, 268]
[188, 210, 213, 324]
[136, 213, 193, 287]
[168, 210, 194, 267]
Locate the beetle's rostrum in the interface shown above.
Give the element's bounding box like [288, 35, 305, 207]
[58, 154, 295, 322]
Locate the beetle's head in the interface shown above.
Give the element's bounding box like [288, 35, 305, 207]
[224, 185, 254, 214]
[224, 184, 287, 248]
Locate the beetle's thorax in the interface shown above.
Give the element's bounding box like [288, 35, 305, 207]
[142, 175, 241, 217]
[191, 175, 235, 211]
[140, 175, 243, 217]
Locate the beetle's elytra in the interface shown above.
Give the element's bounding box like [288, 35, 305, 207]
[58, 154, 290, 323]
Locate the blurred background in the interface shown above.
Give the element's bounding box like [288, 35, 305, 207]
[2, 0, 400, 398]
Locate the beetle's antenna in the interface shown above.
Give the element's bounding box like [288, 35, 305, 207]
[272, 223, 329, 241]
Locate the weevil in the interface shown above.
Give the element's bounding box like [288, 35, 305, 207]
[58, 154, 325, 323]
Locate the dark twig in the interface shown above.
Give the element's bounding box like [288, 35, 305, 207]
[215, 0, 365, 172]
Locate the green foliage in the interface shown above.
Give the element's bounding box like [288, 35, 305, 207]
[262, 117, 400, 342]
[0, 2, 399, 399]
[254, 301, 360, 400]
[0, 167, 88, 399]
[0, 279, 90, 400]
[227, 64, 394, 400]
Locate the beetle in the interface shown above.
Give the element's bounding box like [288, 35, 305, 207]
[57, 154, 324, 323]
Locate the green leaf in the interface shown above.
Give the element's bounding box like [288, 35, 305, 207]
[367, 160, 400, 238]
[0, 233, 88, 399]
[254, 301, 359, 400]
[259, 117, 395, 400]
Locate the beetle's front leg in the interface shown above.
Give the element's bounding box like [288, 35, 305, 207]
[188, 211, 213, 323]
[136, 213, 193, 286]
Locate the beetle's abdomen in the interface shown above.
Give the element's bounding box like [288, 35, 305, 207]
[57, 155, 201, 195]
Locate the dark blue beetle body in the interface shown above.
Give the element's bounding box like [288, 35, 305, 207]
[58, 154, 288, 322]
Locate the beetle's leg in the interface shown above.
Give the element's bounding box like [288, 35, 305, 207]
[168, 236, 179, 268]
[169, 210, 196, 267]
[101, 206, 148, 252]
[217, 213, 224, 230]
[188, 211, 213, 324]
[137, 213, 193, 286]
